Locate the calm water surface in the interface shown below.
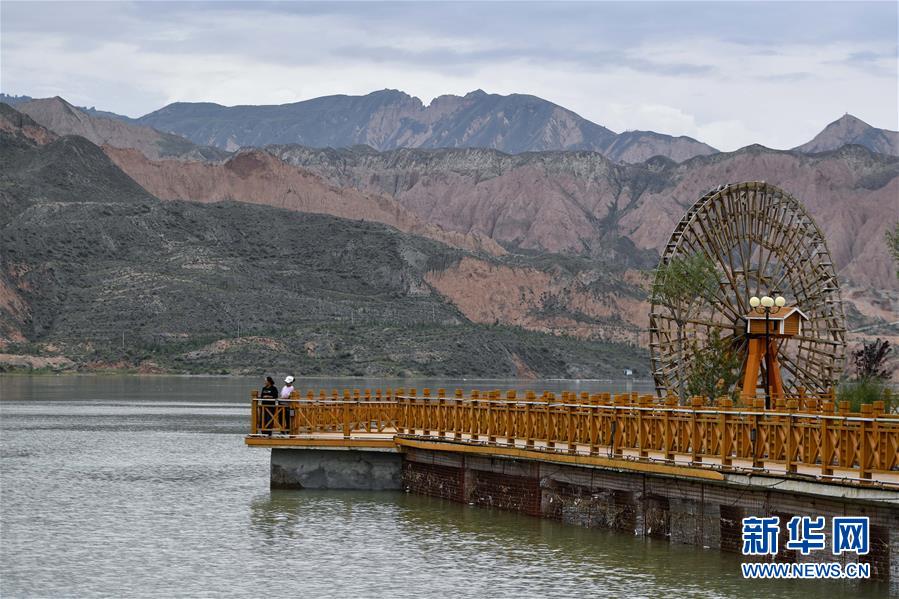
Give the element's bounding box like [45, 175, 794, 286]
[0, 376, 887, 598]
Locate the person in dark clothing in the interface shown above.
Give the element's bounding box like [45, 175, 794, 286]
[260, 376, 279, 399]
[259, 376, 279, 436]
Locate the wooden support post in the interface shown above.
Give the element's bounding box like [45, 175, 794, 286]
[454, 390, 463, 440]
[741, 337, 765, 403]
[637, 396, 649, 459]
[785, 400, 798, 473]
[859, 404, 872, 480]
[567, 404, 577, 454]
[396, 389, 405, 434]
[820, 414, 833, 476]
[486, 400, 495, 444]
[767, 340, 785, 400]
[690, 396, 703, 464]
[719, 398, 732, 467]
[663, 398, 674, 462]
[342, 400, 350, 439]
[525, 401, 534, 448]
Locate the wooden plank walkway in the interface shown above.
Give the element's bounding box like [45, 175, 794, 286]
[246, 388, 899, 489]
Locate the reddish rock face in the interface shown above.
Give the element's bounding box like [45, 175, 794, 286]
[0, 103, 57, 145]
[103, 146, 653, 345]
[425, 257, 648, 342]
[103, 146, 505, 257]
[273, 145, 899, 292]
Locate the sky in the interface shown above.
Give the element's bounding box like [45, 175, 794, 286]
[1, 1, 896, 151]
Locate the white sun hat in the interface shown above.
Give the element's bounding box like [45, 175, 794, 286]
[284, 375, 295, 384]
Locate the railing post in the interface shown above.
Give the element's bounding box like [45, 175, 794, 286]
[251, 391, 258, 435]
[567, 403, 577, 454]
[837, 400, 849, 470]
[342, 398, 350, 439]
[859, 404, 873, 480]
[453, 389, 463, 440]
[612, 395, 624, 458]
[690, 396, 703, 464]
[486, 399, 495, 444]
[663, 396, 675, 462]
[750, 401, 762, 470]
[546, 393, 556, 450]
[785, 400, 798, 474]
[470, 391, 479, 442]
[422, 393, 432, 437]
[637, 395, 649, 459]
[821, 412, 833, 477]
[524, 394, 535, 448]
[719, 398, 733, 467]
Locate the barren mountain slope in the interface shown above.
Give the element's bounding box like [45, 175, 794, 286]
[104, 146, 504, 256]
[794, 114, 899, 157]
[15, 97, 226, 160]
[622, 146, 899, 291]
[0, 107, 647, 376]
[272, 145, 899, 291]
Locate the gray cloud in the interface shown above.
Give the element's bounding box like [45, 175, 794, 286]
[759, 72, 813, 83]
[331, 44, 715, 77]
[1, 1, 896, 150]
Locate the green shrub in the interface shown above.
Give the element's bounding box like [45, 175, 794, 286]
[837, 378, 896, 413]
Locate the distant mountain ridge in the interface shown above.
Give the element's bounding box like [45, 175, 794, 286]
[136, 89, 718, 163]
[11, 97, 226, 160]
[0, 92, 135, 122]
[6, 90, 898, 161]
[794, 114, 899, 156]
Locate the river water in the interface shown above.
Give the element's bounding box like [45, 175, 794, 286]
[0, 375, 887, 598]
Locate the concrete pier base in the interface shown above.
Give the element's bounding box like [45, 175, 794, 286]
[400, 446, 899, 588]
[271, 448, 402, 490]
[267, 442, 899, 588]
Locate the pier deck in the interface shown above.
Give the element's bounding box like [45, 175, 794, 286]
[245, 388, 899, 490]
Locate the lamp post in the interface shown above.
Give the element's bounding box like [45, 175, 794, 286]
[749, 295, 786, 409]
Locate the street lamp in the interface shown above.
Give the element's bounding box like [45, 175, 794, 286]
[749, 295, 786, 408]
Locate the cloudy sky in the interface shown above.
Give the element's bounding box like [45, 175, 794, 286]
[1, 1, 896, 151]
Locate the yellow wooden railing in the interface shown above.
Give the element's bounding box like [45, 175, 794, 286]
[249, 388, 899, 483]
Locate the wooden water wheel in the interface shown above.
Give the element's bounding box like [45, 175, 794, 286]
[649, 181, 846, 398]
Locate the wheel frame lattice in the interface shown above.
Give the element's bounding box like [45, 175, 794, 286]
[649, 181, 846, 398]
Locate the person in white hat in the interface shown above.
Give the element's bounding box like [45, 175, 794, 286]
[280, 375, 295, 399]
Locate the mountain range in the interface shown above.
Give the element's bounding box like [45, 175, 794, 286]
[0, 103, 648, 376]
[6, 90, 899, 162]
[1, 90, 897, 376]
[135, 89, 719, 163]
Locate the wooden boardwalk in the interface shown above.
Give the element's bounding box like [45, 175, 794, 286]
[245, 388, 899, 489]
